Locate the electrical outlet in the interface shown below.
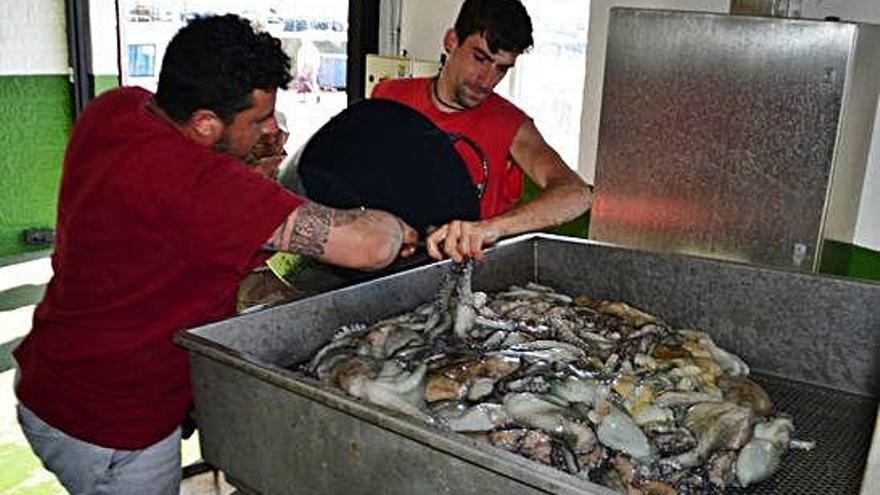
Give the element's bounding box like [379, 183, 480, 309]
[23, 228, 55, 246]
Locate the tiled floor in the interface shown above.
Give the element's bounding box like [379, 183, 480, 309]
[0, 256, 223, 495]
[0, 257, 61, 495]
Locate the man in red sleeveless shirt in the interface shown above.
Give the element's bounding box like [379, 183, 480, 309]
[14, 15, 416, 495]
[373, 0, 592, 262]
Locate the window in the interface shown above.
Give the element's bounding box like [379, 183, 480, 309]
[497, 0, 590, 170]
[127, 44, 156, 77]
[118, 0, 351, 155]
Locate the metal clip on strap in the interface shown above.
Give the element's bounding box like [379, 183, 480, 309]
[447, 132, 489, 199]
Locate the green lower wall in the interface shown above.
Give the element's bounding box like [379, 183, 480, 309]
[520, 176, 590, 238]
[820, 239, 880, 282]
[93, 74, 119, 96]
[0, 75, 72, 258]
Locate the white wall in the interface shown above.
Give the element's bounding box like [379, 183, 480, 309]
[90, 0, 119, 75]
[854, 98, 880, 250]
[803, 0, 880, 250]
[0, 0, 67, 75]
[398, 0, 459, 61]
[0, 0, 120, 76]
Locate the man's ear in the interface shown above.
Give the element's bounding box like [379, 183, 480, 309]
[442, 29, 458, 54]
[188, 109, 224, 145]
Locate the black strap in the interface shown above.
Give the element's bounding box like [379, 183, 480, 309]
[447, 132, 489, 199]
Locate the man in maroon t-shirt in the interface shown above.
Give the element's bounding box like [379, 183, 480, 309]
[14, 15, 416, 495]
[373, 0, 592, 262]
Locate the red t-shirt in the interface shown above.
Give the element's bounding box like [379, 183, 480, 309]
[14, 87, 304, 449]
[372, 77, 530, 219]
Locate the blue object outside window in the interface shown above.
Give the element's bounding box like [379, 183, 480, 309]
[128, 44, 156, 77]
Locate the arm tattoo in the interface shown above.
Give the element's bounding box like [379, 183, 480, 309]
[329, 207, 362, 227]
[288, 202, 332, 258]
[266, 203, 377, 258]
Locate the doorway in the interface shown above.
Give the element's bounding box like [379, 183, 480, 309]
[117, 0, 350, 155]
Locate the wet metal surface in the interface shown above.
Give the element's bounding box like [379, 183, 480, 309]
[533, 238, 880, 398]
[178, 235, 880, 494]
[591, 9, 859, 271]
[731, 373, 876, 495]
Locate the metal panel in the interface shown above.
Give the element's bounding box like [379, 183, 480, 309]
[189, 354, 615, 495]
[65, 0, 94, 115]
[534, 237, 880, 397]
[591, 9, 856, 271]
[189, 241, 536, 368]
[735, 374, 875, 495]
[177, 234, 880, 494]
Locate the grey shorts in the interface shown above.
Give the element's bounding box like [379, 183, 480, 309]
[17, 403, 181, 495]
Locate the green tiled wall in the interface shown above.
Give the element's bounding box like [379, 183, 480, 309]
[0, 76, 71, 258]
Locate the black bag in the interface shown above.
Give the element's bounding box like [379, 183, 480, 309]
[291, 98, 484, 235]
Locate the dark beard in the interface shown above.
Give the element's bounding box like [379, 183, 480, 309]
[212, 130, 232, 154]
[453, 86, 480, 109]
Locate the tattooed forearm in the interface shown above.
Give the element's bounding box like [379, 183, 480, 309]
[329, 207, 362, 227]
[265, 203, 399, 259]
[265, 203, 409, 271]
[265, 203, 332, 256]
[287, 202, 332, 257]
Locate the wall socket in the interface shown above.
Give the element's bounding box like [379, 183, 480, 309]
[23, 228, 56, 246]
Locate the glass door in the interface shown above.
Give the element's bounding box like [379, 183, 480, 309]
[117, 0, 350, 155]
[496, 0, 590, 170]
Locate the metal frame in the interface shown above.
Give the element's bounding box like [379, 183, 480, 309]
[65, 0, 93, 116]
[69, 1, 373, 112]
[347, 0, 380, 103]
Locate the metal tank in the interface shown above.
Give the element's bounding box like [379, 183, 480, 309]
[176, 234, 880, 495]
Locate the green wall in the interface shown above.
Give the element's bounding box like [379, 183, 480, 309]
[820, 239, 880, 282]
[0, 75, 71, 259]
[0, 74, 118, 260]
[93, 74, 119, 96]
[520, 176, 590, 238]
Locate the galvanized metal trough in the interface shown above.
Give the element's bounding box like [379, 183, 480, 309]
[176, 234, 880, 495]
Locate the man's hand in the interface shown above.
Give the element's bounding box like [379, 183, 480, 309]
[426, 220, 500, 262]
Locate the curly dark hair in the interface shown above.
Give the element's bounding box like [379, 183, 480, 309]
[155, 14, 292, 124]
[454, 0, 534, 54]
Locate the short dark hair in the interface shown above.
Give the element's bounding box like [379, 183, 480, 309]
[454, 0, 534, 54]
[155, 14, 292, 124]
